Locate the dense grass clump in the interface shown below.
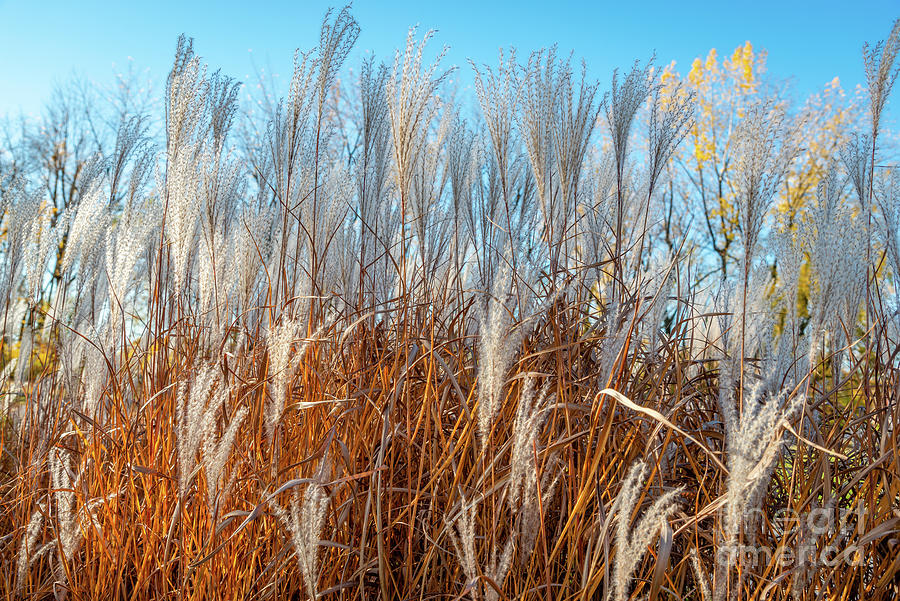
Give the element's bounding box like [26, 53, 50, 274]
[1, 7, 899, 600]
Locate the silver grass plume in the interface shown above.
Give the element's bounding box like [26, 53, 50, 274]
[608, 460, 681, 601]
[517, 456, 562, 567]
[470, 48, 525, 282]
[81, 331, 110, 417]
[507, 377, 554, 510]
[107, 115, 153, 207]
[875, 171, 900, 341]
[163, 36, 207, 289]
[264, 47, 316, 305]
[106, 197, 159, 329]
[635, 76, 694, 269]
[839, 133, 872, 209]
[305, 162, 352, 310]
[448, 496, 479, 600]
[265, 317, 301, 442]
[863, 19, 900, 142]
[386, 27, 452, 216]
[690, 548, 711, 601]
[202, 404, 248, 514]
[163, 139, 203, 293]
[312, 6, 360, 153]
[549, 57, 602, 274]
[334, 203, 361, 309]
[804, 171, 867, 371]
[476, 256, 536, 439]
[355, 56, 393, 304]
[164, 35, 241, 294]
[50, 447, 85, 584]
[305, 6, 359, 313]
[484, 534, 516, 601]
[646, 76, 694, 199]
[770, 222, 806, 388]
[718, 385, 803, 598]
[876, 170, 900, 285]
[579, 152, 616, 287]
[175, 363, 229, 498]
[606, 58, 653, 185]
[22, 196, 55, 304]
[466, 132, 507, 292]
[166, 36, 207, 161]
[450, 495, 518, 601]
[471, 48, 520, 209]
[518, 47, 562, 263]
[642, 258, 676, 358]
[409, 108, 453, 284]
[606, 57, 654, 292]
[733, 99, 800, 274]
[197, 146, 243, 341]
[61, 167, 110, 277]
[224, 206, 273, 322]
[15, 505, 50, 594]
[264, 315, 332, 441]
[269, 469, 331, 601]
[445, 116, 479, 284]
[599, 300, 630, 385]
[0, 182, 39, 324]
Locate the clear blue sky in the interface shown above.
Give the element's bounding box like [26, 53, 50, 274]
[0, 0, 897, 119]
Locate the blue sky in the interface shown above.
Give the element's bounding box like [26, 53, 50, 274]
[0, 0, 897, 119]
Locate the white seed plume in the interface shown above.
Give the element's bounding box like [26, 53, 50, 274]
[202, 405, 248, 513]
[50, 447, 85, 583]
[609, 460, 681, 601]
[15, 507, 46, 594]
[476, 259, 536, 439]
[270, 478, 330, 600]
[449, 496, 479, 599]
[722, 385, 803, 550]
[175, 364, 227, 497]
[265, 317, 301, 441]
[508, 377, 553, 509]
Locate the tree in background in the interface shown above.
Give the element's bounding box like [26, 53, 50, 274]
[661, 42, 856, 284]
